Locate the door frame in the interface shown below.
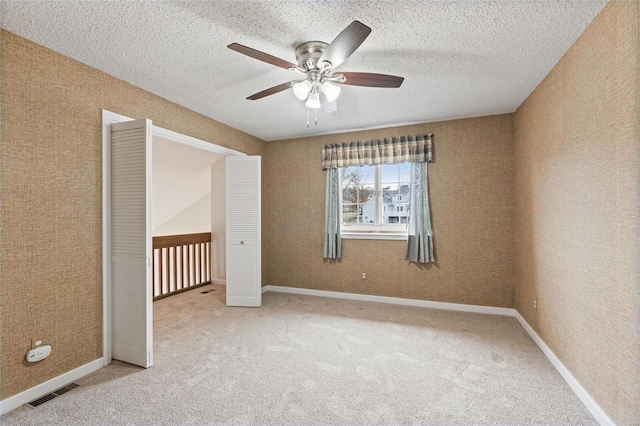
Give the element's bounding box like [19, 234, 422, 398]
[101, 109, 245, 365]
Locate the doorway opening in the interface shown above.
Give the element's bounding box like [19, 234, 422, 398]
[151, 136, 224, 300]
[101, 110, 260, 369]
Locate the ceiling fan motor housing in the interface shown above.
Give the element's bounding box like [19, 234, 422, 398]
[295, 41, 329, 70]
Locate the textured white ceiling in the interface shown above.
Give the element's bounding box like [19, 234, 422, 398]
[1, 1, 607, 141]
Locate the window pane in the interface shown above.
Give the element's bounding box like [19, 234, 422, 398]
[342, 204, 359, 223]
[398, 162, 411, 182]
[381, 163, 410, 225]
[342, 166, 375, 225]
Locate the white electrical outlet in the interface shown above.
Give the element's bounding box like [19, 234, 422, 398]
[533, 299, 537, 310]
[26, 344, 52, 363]
[362, 272, 366, 279]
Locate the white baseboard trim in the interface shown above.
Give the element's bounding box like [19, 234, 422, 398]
[514, 312, 615, 426]
[0, 358, 103, 415]
[262, 285, 513, 316]
[212, 279, 226, 286]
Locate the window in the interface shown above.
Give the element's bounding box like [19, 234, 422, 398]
[340, 162, 411, 239]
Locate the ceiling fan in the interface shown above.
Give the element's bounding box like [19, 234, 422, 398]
[228, 21, 404, 124]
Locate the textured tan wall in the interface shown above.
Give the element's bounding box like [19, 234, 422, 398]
[0, 31, 266, 399]
[513, 2, 639, 424]
[265, 114, 515, 308]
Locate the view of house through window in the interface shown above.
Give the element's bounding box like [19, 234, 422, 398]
[341, 163, 411, 229]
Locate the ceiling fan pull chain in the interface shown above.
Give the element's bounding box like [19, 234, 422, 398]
[306, 107, 310, 127]
[315, 108, 318, 126]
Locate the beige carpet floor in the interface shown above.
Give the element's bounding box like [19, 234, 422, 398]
[2, 284, 596, 425]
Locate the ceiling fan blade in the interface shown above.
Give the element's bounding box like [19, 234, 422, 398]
[246, 82, 293, 100]
[228, 43, 297, 70]
[338, 72, 404, 88]
[319, 21, 371, 69]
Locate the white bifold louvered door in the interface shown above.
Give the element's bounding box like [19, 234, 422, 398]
[226, 156, 261, 307]
[110, 119, 153, 368]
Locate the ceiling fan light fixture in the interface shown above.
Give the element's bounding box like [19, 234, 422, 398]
[293, 80, 312, 100]
[229, 20, 404, 125]
[321, 81, 341, 102]
[305, 91, 321, 109]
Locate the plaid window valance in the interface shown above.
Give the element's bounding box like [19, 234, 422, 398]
[321, 134, 433, 170]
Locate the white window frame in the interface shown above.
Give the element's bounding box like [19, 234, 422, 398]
[339, 165, 408, 241]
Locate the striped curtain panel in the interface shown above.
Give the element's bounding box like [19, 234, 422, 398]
[322, 134, 434, 262]
[321, 134, 432, 170]
[405, 162, 435, 263]
[323, 168, 342, 259]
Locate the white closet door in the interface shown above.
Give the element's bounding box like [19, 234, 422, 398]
[110, 119, 153, 367]
[226, 156, 261, 307]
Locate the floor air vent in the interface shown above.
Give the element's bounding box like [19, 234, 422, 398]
[28, 393, 57, 407]
[53, 383, 79, 395]
[201, 289, 217, 294]
[28, 383, 79, 407]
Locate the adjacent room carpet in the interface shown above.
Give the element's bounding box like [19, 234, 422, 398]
[1, 284, 596, 425]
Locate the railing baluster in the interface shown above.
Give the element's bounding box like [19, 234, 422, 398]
[198, 243, 204, 284]
[180, 245, 187, 288]
[198, 243, 202, 284]
[156, 249, 160, 297]
[206, 242, 210, 281]
[194, 243, 198, 285]
[187, 244, 191, 286]
[172, 246, 177, 292]
[182, 245, 186, 290]
[187, 244, 191, 288]
[163, 248, 168, 295]
[167, 248, 171, 294]
[167, 247, 172, 293]
[209, 242, 212, 281]
[158, 249, 164, 294]
[177, 246, 181, 290]
[151, 233, 212, 301]
[152, 248, 156, 298]
[191, 243, 196, 287]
